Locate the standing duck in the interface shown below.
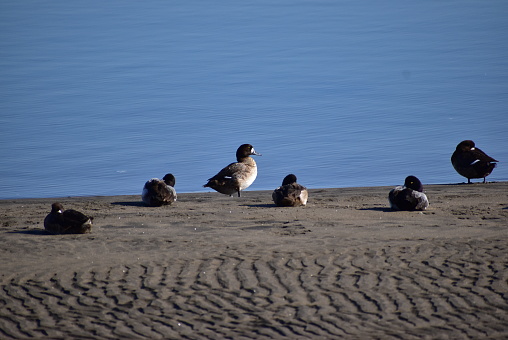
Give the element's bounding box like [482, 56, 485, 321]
[272, 174, 308, 207]
[44, 202, 93, 234]
[389, 176, 429, 211]
[451, 140, 498, 183]
[204, 144, 261, 197]
[142, 173, 177, 206]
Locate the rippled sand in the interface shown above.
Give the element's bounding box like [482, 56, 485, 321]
[1, 183, 507, 339]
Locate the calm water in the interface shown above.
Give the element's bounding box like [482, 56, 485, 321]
[1, 1, 507, 200]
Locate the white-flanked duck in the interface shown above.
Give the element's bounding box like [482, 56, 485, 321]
[451, 140, 498, 183]
[204, 144, 261, 197]
[142, 173, 177, 207]
[272, 174, 308, 207]
[389, 175, 429, 211]
[44, 202, 93, 234]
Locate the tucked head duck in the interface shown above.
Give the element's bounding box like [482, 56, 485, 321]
[142, 173, 177, 207]
[388, 175, 429, 211]
[44, 202, 93, 234]
[204, 144, 261, 197]
[451, 140, 498, 183]
[272, 174, 308, 207]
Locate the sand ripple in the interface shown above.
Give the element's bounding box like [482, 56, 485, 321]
[1, 239, 507, 339]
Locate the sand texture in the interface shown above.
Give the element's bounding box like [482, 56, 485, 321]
[1, 182, 507, 339]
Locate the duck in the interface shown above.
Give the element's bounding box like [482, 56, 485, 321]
[451, 140, 498, 183]
[272, 174, 308, 207]
[389, 175, 429, 211]
[44, 202, 93, 234]
[142, 173, 177, 206]
[204, 144, 261, 197]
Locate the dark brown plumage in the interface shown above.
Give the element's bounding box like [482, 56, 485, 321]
[44, 202, 93, 234]
[451, 140, 498, 183]
[389, 176, 429, 211]
[272, 174, 308, 207]
[142, 173, 177, 207]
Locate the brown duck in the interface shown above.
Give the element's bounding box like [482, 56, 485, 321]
[272, 174, 308, 207]
[204, 144, 261, 197]
[44, 202, 93, 234]
[142, 173, 177, 206]
[451, 140, 498, 183]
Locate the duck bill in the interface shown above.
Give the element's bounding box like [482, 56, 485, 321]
[251, 148, 262, 156]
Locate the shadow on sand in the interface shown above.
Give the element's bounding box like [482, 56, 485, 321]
[357, 207, 393, 212]
[241, 204, 285, 208]
[111, 201, 146, 207]
[7, 229, 51, 235]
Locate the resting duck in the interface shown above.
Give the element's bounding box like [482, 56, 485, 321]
[142, 173, 177, 206]
[204, 144, 261, 197]
[451, 140, 498, 183]
[44, 202, 93, 234]
[389, 176, 429, 211]
[272, 174, 308, 207]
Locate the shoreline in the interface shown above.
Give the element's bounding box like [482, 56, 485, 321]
[1, 182, 507, 339]
[1, 180, 506, 202]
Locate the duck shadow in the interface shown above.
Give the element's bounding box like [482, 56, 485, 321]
[7, 229, 51, 235]
[241, 203, 277, 208]
[111, 201, 146, 207]
[443, 182, 497, 186]
[358, 207, 393, 212]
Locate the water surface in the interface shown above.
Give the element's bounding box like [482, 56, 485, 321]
[1, 1, 507, 199]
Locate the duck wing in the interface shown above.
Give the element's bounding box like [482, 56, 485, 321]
[62, 209, 92, 233]
[454, 147, 497, 167]
[470, 147, 498, 164]
[273, 183, 308, 206]
[143, 179, 175, 206]
[389, 187, 428, 211]
[207, 162, 246, 182]
[62, 209, 90, 223]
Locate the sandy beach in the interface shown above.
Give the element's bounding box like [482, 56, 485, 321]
[1, 182, 507, 339]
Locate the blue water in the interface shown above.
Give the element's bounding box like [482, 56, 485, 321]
[1, 1, 507, 199]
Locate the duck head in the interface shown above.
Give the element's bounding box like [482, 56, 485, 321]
[51, 202, 64, 214]
[162, 173, 176, 187]
[456, 140, 476, 152]
[236, 144, 261, 160]
[404, 176, 424, 192]
[282, 174, 298, 186]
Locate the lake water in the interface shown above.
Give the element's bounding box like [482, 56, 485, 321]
[1, 0, 507, 200]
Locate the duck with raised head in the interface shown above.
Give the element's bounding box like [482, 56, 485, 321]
[142, 173, 177, 206]
[272, 174, 308, 207]
[204, 144, 261, 197]
[389, 176, 429, 211]
[451, 140, 498, 183]
[44, 202, 93, 234]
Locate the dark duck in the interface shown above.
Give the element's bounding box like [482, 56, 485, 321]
[389, 176, 429, 211]
[44, 202, 93, 234]
[272, 174, 308, 207]
[451, 140, 498, 183]
[142, 173, 177, 207]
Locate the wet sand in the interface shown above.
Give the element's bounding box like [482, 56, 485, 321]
[1, 182, 507, 339]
